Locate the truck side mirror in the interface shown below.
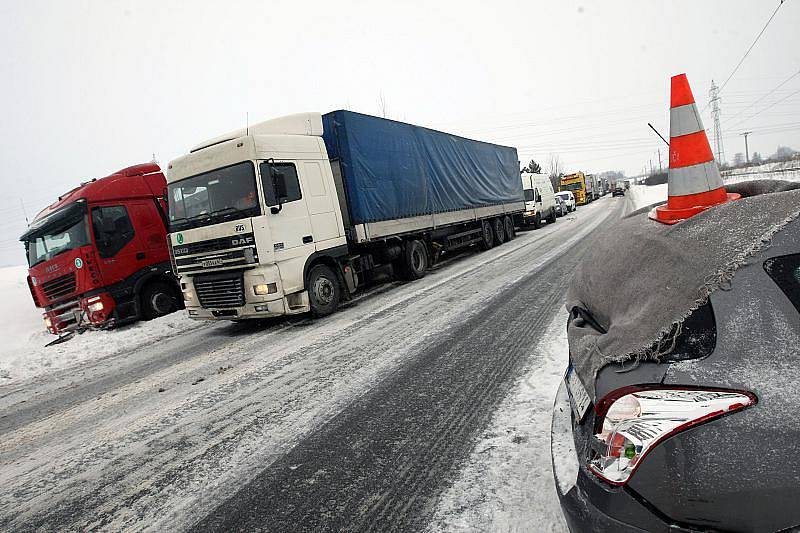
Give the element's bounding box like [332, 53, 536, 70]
[270, 171, 287, 214]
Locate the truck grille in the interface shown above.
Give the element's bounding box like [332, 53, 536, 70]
[42, 272, 77, 301]
[194, 272, 245, 309]
[175, 247, 257, 274]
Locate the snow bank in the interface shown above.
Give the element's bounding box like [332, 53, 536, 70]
[0, 265, 200, 382]
[628, 183, 667, 211]
[427, 312, 569, 533]
[722, 165, 800, 185]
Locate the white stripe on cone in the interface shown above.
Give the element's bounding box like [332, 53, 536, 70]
[669, 103, 704, 138]
[668, 160, 724, 197]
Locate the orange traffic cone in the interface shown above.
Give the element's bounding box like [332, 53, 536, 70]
[650, 73, 740, 224]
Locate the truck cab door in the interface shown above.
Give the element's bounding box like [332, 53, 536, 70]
[90, 204, 144, 286]
[259, 161, 315, 291]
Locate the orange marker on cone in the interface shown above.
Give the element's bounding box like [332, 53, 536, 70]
[650, 73, 740, 224]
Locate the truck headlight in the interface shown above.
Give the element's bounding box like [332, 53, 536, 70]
[44, 316, 52, 328]
[254, 283, 277, 295]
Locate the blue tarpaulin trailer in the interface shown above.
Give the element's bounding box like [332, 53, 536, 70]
[321, 110, 524, 240]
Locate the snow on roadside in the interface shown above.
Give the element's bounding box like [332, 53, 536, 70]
[426, 311, 569, 533]
[0, 265, 201, 383]
[628, 183, 667, 211]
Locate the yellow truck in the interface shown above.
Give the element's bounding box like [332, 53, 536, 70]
[560, 172, 592, 206]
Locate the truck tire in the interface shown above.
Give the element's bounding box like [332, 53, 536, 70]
[493, 218, 506, 245]
[398, 239, 428, 280]
[479, 219, 494, 250]
[504, 216, 515, 240]
[548, 207, 557, 224]
[141, 281, 180, 320]
[533, 213, 542, 229]
[308, 264, 340, 317]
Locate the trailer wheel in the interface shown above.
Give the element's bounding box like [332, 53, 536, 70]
[308, 264, 340, 317]
[479, 220, 494, 250]
[504, 216, 515, 240]
[141, 281, 179, 320]
[493, 218, 506, 245]
[548, 207, 558, 224]
[398, 239, 428, 280]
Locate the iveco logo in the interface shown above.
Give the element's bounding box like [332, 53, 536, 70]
[45, 264, 60, 274]
[231, 236, 254, 246]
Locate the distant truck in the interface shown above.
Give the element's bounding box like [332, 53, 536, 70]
[166, 111, 524, 319]
[20, 163, 182, 334]
[560, 172, 591, 205]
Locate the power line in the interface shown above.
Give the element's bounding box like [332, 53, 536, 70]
[723, 68, 800, 126]
[719, 0, 788, 94]
[700, 0, 789, 115]
[726, 86, 800, 129]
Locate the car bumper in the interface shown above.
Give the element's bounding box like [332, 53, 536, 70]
[551, 381, 676, 533]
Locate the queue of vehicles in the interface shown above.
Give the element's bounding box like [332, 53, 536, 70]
[21, 111, 605, 329]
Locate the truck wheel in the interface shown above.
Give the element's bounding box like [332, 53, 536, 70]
[479, 219, 494, 250]
[533, 213, 542, 229]
[398, 239, 428, 280]
[308, 264, 340, 317]
[548, 208, 558, 224]
[141, 281, 179, 320]
[493, 218, 506, 245]
[504, 216, 515, 240]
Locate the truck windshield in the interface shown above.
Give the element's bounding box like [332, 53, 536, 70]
[168, 161, 260, 232]
[21, 203, 90, 267]
[561, 182, 583, 192]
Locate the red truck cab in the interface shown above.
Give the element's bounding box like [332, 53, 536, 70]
[20, 163, 181, 334]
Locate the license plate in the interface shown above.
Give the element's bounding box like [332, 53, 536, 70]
[565, 366, 591, 422]
[201, 258, 224, 268]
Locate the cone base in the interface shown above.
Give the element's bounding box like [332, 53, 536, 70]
[649, 192, 741, 225]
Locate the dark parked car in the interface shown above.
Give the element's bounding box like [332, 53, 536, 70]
[551, 190, 800, 533]
[612, 185, 625, 197]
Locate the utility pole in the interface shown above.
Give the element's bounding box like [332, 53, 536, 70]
[657, 148, 662, 171]
[709, 80, 725, 164]
[740, 131, 752, 163]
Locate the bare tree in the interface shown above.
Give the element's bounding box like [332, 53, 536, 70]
[548, 153, 563, 178]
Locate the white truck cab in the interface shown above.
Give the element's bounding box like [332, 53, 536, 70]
[167, 113, 347, 319]
[520, 173, 557, 228]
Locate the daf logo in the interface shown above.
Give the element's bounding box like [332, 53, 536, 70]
[234, 223, 246, 232]
[231, 236, 254, 246]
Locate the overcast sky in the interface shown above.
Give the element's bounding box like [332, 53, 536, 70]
[1, 0, 798, 266]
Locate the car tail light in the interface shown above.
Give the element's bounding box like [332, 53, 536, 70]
[589, 388, 756, 485]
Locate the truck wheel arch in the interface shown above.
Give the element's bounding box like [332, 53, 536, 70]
[302, 246, 350, 297]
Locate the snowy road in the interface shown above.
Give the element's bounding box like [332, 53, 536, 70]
[0, 196, 620, 532]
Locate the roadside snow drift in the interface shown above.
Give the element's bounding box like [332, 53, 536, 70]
[0, 265, 200, 382]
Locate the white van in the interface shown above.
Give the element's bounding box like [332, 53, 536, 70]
[520, 173, 557, 228]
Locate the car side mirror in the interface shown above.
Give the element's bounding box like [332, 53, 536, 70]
[270, 171, 287, 214]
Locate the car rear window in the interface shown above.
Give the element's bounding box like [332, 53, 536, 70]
[658, 301, 717, 362]
[764, 253, 800, 313]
